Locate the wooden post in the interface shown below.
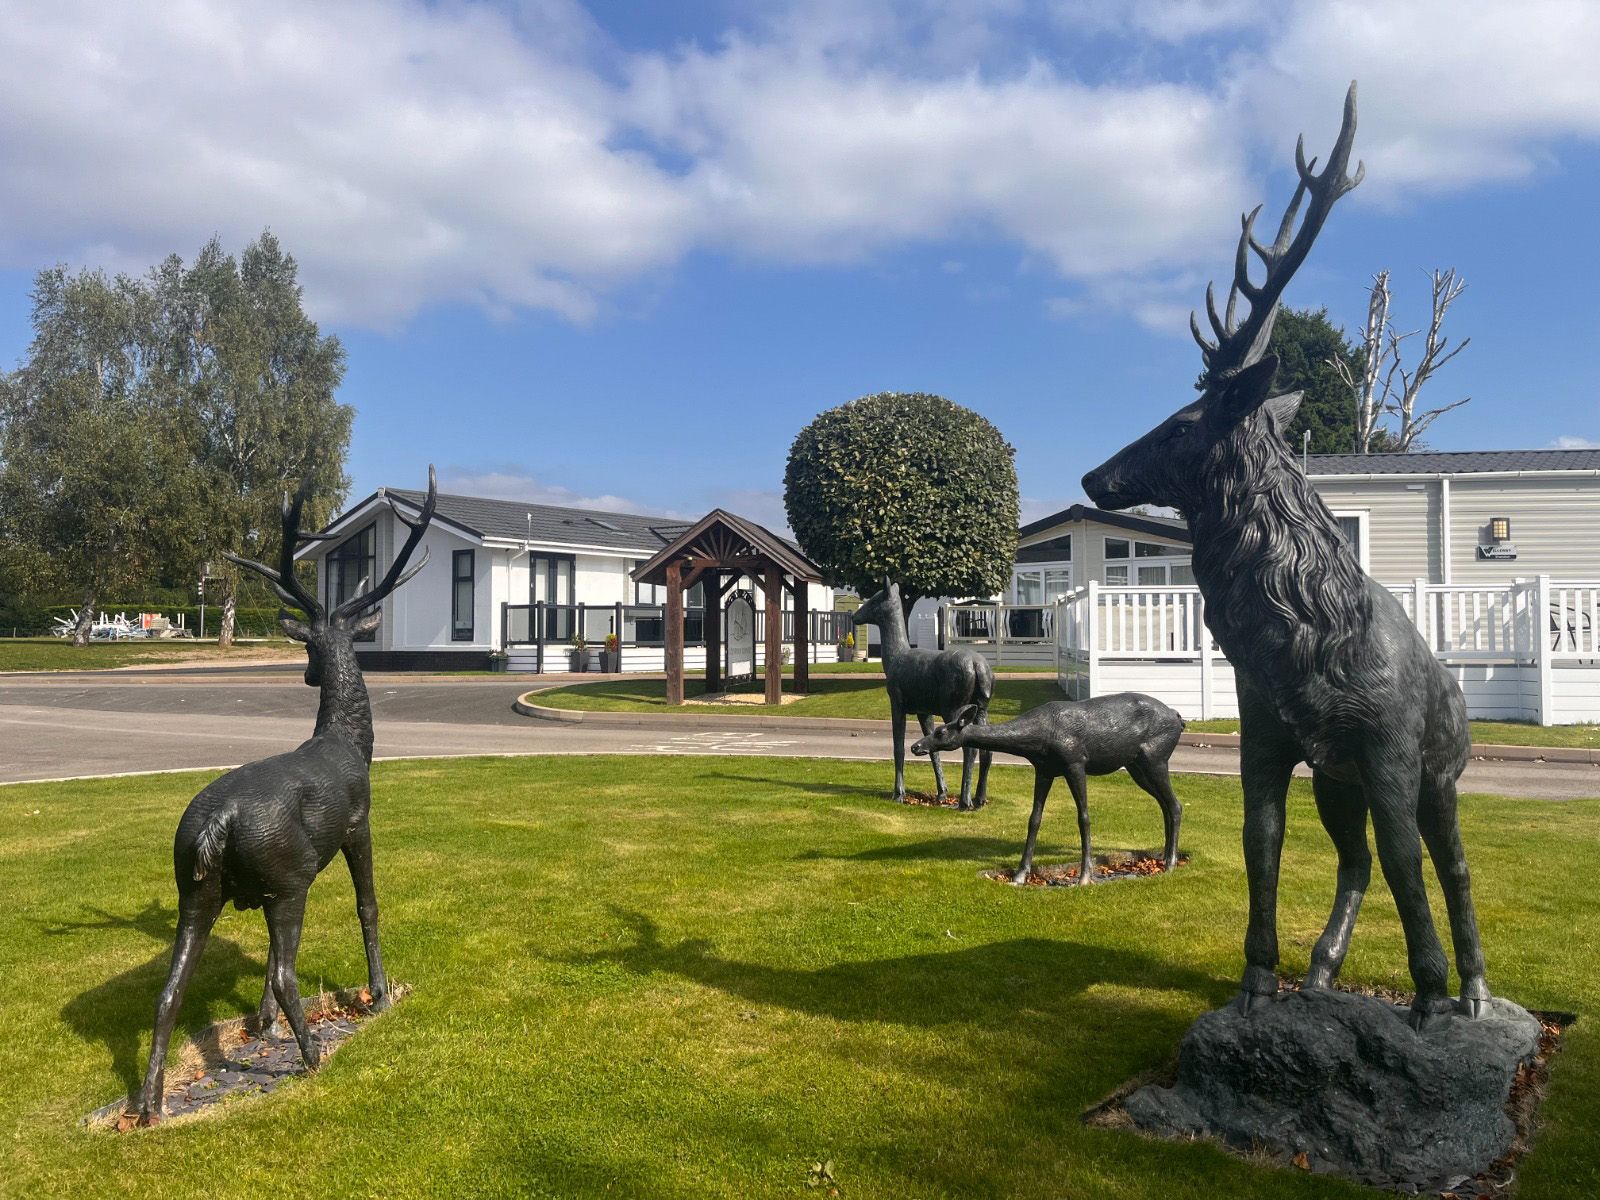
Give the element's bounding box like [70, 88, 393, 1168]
[666, 559, 685, 705]
[704, 568, 723, 694]
[1536, 574, 1554, 727]
[794, 579, 810, 694]
[764, 565, 783, 705]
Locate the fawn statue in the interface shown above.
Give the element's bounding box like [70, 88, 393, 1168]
[913, 693, 1184, 884]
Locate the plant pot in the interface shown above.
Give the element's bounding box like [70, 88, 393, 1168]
[602, 649, 621, 672]
[489, 657, 508, 673]
[570, 649, 590, 672]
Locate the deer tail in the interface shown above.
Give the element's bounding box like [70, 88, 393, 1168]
[192, 809, 232, 882]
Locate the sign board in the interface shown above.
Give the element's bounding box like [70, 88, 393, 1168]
[726, 591, 756, 682]
[1476, 543, 1518, 561]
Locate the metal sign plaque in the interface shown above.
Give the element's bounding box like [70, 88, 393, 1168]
[726, 591, 756, 682]
[1476, 543, 1518, 561]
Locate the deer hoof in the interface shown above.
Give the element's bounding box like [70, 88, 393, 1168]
[1408, 995, 1458, 1030]
[1302, 964, 1335, 990]
[1010, 870, 1030, 885]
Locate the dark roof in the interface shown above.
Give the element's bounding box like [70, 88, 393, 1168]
[1306, 449, 1600, 476]
[1018, 503, 1191, 545]
[631, 509, 824, 585]
[381, 489, 690, 552]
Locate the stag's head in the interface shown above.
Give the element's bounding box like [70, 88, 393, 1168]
[1083, 84, 1363, 515]
[911, 703, 981, 757]
[228, 465, 439, 687]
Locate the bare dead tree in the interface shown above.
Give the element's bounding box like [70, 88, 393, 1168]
[1333, 268, 1470, 452]
[1331, 270, 1391, 453]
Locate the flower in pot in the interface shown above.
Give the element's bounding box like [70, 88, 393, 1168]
[602, 632, 621, 672]
[487, 649, 509, 673]
[840, 629, 860, 661]
[569, 635, 590, 672]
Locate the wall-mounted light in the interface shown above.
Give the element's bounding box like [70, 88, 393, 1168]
[1490, 517, 1511, 543]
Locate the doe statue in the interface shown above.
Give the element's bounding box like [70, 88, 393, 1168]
[855, 582, 993, 809]
[1083, 85, 1489, 1026]
[913, 693, 1184, 884]
[131, 466, 438, 1125]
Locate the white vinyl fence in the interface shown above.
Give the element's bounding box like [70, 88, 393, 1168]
[945, 577, 1599, 726]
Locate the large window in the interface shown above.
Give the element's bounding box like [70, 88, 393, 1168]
[452, 550, 474, 642]
[531, 554, 575, 641]
[327, 523, 377, 640]
[1103, 536, 1191, 586]
[1011, 566, 1073, 604]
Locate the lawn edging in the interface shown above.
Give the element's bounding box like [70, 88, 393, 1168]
[513, 691, 1599, 763]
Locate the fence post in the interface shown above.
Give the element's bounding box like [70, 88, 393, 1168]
[535, 600, 545, 673]
[1537, 574, 1554, 726]
[1053, 598, 1061, 679]
[995, 603, 1006, 667]
[1413, 577, 1429, 649]
[1198, 591, 1214, 720]
[500, 602, 507, 653]
[1085, 581, 1100, 699]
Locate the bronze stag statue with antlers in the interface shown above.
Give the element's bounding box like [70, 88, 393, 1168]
[1084, 85, 1490, 1027]
[131, 466, 438, 1125]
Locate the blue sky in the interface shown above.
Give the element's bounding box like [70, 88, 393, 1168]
[1, 0, 1597, 529]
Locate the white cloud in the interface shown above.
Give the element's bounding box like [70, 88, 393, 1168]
[436, 467, 689, 519]
[710, 488, 795, 536]
[3, 1, 1600, 328]
[1550, 435, 1600, 449]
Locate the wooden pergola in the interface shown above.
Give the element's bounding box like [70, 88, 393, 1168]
[630, 509, 826, 705]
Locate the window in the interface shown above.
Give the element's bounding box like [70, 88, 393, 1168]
[1330, 510, 1370, 571]
[326, 523, 377, 641]
[1015, 573, 1043, 604]
[531, 554, 575, 641]
[452, 550, 474, 642]
[1101, 535, 1191, 587]
[1043, 569, 1073, 600]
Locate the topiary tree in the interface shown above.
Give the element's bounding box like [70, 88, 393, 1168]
[784, 392, 1019, 614]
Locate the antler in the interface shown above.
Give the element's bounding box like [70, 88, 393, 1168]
[224, 473, 324, 619]
[332, 464, 438, 624]
[1191, 81, 1365, 387]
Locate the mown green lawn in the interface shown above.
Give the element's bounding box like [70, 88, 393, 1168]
[1185, 717, 1600, 750]
[531, 676, 1063, 719]
[0, 637, 297, 672]
[3, 756, 1596, 1197]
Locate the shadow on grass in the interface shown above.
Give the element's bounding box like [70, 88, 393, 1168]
[707, 770, 889, 801]
[48, 901, 266, 1097]
[793, 835, 1055, 864]
[568, 909, 1230, 1031]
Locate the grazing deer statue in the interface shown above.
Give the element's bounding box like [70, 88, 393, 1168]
[855, 581, 994, 809]
[1083, 84, 1488, 1027]
[912, 693, 1184, 885]
[132, 466, 438, 1125]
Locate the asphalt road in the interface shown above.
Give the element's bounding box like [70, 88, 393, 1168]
[1, 669, 1596, 800]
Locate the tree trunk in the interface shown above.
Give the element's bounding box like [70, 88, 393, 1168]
[218, 577, 238, 648]
[72, 582, 96, 647]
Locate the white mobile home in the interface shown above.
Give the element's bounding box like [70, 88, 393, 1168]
[295, 488, 841, 671]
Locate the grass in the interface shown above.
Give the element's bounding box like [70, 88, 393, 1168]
[1185, 717, 1600, 750]
[531, 676, 1064, 719]
[3, 756, 1598, 1197]
[0, 637, 297, 672]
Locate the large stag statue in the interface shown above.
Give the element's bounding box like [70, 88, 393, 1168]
[1083, 85, 1489, 1027]
[131, 467, 438, 1124]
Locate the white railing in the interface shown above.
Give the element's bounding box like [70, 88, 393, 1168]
[1053, 575, 1600, 725]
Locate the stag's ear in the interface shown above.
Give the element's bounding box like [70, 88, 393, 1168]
[280, 613, 313, 643]
[1214, 355, 1280, 425]
[1263, 390, 1303, 433]
[952, 703, 980, 729]
[349, 608, 383, 638]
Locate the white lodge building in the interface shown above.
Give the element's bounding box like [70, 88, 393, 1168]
[296, 488, 841, 672]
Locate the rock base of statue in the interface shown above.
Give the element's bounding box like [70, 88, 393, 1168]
[1123, 987, 1540, 1192]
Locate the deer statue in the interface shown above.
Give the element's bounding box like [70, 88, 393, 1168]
[131, 466, 438, 1125]
[855, 581, 994, 809]
[912, 693, 1184, 885]
[1082, 84, 1488, 1027]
